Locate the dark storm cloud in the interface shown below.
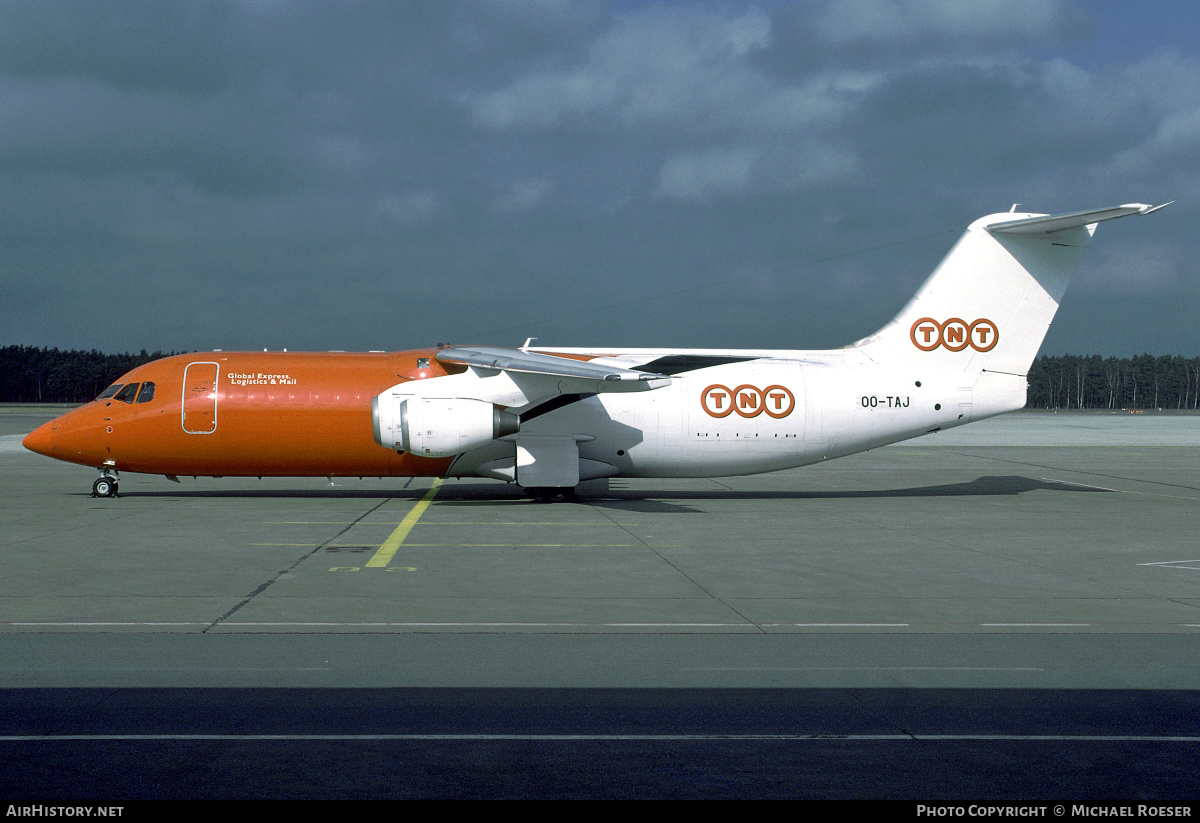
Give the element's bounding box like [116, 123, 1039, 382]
[0, 1, 241, 95]
[1, 0, 1197, 356]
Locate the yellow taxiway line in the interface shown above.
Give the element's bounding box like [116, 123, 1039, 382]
[365, 479, 443, 568]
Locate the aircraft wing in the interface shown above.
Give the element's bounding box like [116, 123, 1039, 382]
[435, 346, 671, 393]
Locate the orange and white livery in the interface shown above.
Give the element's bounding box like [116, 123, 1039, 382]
[24, 203, 1170, 500]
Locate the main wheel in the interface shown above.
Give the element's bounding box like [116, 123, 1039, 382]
[92, 477, 118, 497]
[527, 486, 576, 503]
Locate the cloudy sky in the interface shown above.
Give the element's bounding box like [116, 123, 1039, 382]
[2, 0, 1197, 357]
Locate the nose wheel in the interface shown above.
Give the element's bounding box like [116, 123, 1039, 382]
[92, 474, 119, 498]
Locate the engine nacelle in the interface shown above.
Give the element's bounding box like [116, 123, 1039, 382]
[372, 395, 519, 458]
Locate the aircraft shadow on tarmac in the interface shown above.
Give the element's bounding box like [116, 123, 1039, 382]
[567, 475, 1108, 513]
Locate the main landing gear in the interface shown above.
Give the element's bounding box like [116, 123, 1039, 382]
[523, 486, 577, 503]
[92, 471, 119, 498]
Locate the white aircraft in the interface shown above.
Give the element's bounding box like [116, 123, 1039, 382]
[25, 202, 1170, 499]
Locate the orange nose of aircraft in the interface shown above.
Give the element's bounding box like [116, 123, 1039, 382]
[22, 421, 56, 457]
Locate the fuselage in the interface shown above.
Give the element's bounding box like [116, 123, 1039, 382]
[22, 347, 1025, 482]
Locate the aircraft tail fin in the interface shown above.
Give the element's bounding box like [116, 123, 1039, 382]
[852, 202, 1171, 376]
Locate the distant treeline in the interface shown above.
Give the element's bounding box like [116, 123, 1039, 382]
[3, 345, 1199, 409]
[0, 345, 172, 403]
[1028, 354, 1200, 410]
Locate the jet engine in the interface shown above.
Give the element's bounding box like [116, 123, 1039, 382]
[372, 395, 519, 457]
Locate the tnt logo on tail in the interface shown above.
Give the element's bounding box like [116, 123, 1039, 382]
[910, 318, 998, 352]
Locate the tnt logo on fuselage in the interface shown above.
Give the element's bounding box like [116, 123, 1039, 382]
[910, 317, 999, 352]
[701, 384, 795, 419]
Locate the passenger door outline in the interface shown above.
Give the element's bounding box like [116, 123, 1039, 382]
[182, 362, 219, 434]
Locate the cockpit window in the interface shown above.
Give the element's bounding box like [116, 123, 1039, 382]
[97, 384, 123, 400]
[136, 382, 156, 404]
[113, 383, 140, 404]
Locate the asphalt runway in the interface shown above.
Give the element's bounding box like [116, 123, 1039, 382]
[1, 404, 1198, 800]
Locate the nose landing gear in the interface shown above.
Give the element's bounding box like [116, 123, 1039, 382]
[92, 471, 119, 498]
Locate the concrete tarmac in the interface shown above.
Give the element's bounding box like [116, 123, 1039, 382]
[1, 405, 1198, 799]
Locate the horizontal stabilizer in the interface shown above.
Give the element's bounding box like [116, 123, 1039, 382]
[985, 202, 1173, 235]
